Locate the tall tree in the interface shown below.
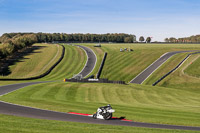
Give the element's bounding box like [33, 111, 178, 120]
[124, 37, 133, 43]
[169, 37, 177, 43]
[164, 38, 169, 42]
[146, 37, 151, 43]
[139, 36, 145, 42]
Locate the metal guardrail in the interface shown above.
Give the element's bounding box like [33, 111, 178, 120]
[65, 78, 126, 85]
[96, 52, 107, 79]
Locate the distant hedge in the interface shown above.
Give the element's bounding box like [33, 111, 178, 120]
[165, 35, 200, 43]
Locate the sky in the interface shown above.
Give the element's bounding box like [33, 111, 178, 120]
[0, 0, 200, 41]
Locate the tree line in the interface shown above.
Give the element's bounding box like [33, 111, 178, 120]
[0, 34, 38, 59]
[165, 35, 200, 43]
[0, 32, 136, 59]
[0, 33, 136, 43]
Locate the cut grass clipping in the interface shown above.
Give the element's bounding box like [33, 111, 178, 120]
[0, 82, 200, 127]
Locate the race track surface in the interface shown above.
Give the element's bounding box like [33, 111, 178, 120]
[130, 51, 197, 84]
[0, 47, 200, 131]
[76, 45, 97, 78]
[0, 82, 47, 96]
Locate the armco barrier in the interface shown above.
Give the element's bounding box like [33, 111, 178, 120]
[65, 78, 126, 85]
[0, 45, 65, 81]
[152, 51, 200, 86]
[96, 52, 107, 79]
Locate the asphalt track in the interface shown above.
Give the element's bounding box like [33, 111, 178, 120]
[130, 51, 198, 84]
[76, 45, 97, 78]
[0, 47, 200, 131]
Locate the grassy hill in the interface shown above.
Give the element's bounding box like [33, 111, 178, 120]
[81, 43, 200, 83]
[39, 44, 87, 81]
[155, 54, 200, 91]
[0, 43, 63, 79]
[184, 55, 200, 78]
[0, 44, 87, 85]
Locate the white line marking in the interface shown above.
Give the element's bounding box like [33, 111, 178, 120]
[0, 85, 31, 97]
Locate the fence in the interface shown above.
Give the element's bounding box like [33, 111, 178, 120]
[64, 78, 126, 85]
[96, 52, 107, 79]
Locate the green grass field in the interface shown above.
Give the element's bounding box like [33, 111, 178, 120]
[1, 43, 200, 132]
[1, 82, 200, 127]
[1, 114, 197, 133]
[155, 54, 200, 91]
[80, 43, 200, 83]
[0, 44, 87, 85]
[39, 44, 87, 81]
[0, 43, 63, 79]
[184, 55, 200, 78]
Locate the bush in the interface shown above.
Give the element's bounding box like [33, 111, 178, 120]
[1, 43, 15, 57]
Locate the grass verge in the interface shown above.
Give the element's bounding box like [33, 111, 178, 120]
[0, 114, 197, 133]
[184, 55, 200, 78]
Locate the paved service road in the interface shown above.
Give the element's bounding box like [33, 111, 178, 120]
[76, 45, 97, 78]
[130, 51, 197, 84]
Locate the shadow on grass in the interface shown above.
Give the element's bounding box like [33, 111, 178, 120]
[0, 46, 46, 76]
